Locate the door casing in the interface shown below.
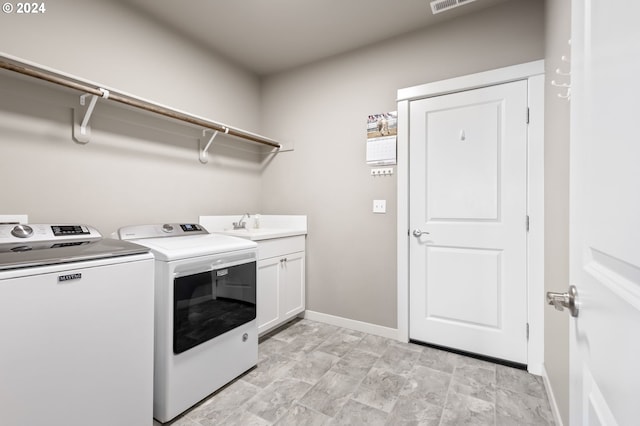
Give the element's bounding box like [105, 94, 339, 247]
[396, 60, 545, 374]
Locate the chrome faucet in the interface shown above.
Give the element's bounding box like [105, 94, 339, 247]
[232, 213, 250, 230]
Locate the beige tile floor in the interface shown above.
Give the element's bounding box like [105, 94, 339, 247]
[156, 319, 555, 425]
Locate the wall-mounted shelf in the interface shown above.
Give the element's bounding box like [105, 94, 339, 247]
[0, 54, 282, 159]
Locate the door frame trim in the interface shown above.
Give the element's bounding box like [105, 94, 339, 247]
[396, 60, 545, 374]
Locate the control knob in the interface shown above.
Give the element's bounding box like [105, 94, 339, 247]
[11, 224, 33, 238]
[162, 224, 174, 233]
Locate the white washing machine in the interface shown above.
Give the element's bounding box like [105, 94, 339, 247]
[116, 223, 258, 423]
[0, 224, 155, 426]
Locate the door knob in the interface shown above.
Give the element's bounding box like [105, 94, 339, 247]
[546, 285, 579, 317]
[412, 229, 429, 237]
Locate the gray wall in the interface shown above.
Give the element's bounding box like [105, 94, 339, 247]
[544, 0, 571, 423]
[0, 0, 263, 235]
[260, 0, 545, 328]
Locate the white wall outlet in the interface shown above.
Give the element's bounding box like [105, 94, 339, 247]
[373, 199, 386, 213]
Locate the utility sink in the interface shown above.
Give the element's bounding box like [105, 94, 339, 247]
[199, 215, 307, 241]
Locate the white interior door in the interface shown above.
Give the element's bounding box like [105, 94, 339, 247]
[568, 0, 640, 424]
[409, 80, 529, 364]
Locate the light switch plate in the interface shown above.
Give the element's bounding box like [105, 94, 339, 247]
[373, 200, 386, 213]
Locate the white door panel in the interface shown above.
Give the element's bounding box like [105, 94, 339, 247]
[569, 0, 640, 423]
[427, 101, 500, 221]
[410, 80, 528, 364]
[426, 246, 501, 327]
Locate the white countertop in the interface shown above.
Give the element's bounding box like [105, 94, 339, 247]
[212, 228, 306, 241]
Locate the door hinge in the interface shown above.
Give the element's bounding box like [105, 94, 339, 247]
[526, 107, 530, 124]
[526, 323, 530, 340]
[526, 215, 530, 232]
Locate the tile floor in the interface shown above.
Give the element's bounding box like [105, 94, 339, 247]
[157, 319, 555, 425]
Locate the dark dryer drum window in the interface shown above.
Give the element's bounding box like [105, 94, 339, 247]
[173, 262, 256, 354]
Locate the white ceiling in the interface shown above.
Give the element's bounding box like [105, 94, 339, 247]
[119, 0, 512, 76]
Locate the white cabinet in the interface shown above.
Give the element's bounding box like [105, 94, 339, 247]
[256, 235, 305, 335]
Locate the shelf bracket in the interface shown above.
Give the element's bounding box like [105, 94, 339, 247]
[72, 88, 109, 144]
[199, 127, 228, 163]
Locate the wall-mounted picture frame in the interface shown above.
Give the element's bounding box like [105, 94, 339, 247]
[367, 111, 397, 165]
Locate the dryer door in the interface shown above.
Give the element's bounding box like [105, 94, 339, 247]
[173, 260, 256, 354]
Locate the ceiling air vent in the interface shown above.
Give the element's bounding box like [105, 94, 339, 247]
[430, 0, 478, 14]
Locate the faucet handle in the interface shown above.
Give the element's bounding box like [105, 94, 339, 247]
[232, 213, 251, 230]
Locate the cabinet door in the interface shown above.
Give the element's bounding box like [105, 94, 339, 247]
[257, 257, 281, 334]
[280, 251, 305, 320]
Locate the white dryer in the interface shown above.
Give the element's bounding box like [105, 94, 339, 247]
[0, 224, 155, 426]
[116, 223, 258, 423]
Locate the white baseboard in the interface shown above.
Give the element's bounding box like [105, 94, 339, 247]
[302, 310, 399, 340]
[541, 364, 564, 426]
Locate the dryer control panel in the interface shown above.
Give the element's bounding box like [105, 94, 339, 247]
[116, 223, 209, 240]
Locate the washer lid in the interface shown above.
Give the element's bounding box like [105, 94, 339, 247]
[0, 238, 150, 271]
[125, 233, 257, 261]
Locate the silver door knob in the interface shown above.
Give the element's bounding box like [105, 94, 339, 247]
[412, 229, 429, 237]
[546, 285, 579, 317]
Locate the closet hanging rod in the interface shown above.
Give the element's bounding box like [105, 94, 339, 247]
[0, 55, 281, 149]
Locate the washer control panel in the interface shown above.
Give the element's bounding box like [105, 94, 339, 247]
[0, 224, 101, 244]
[51, 225, 91, 237]
[116, 223, 208, 240]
